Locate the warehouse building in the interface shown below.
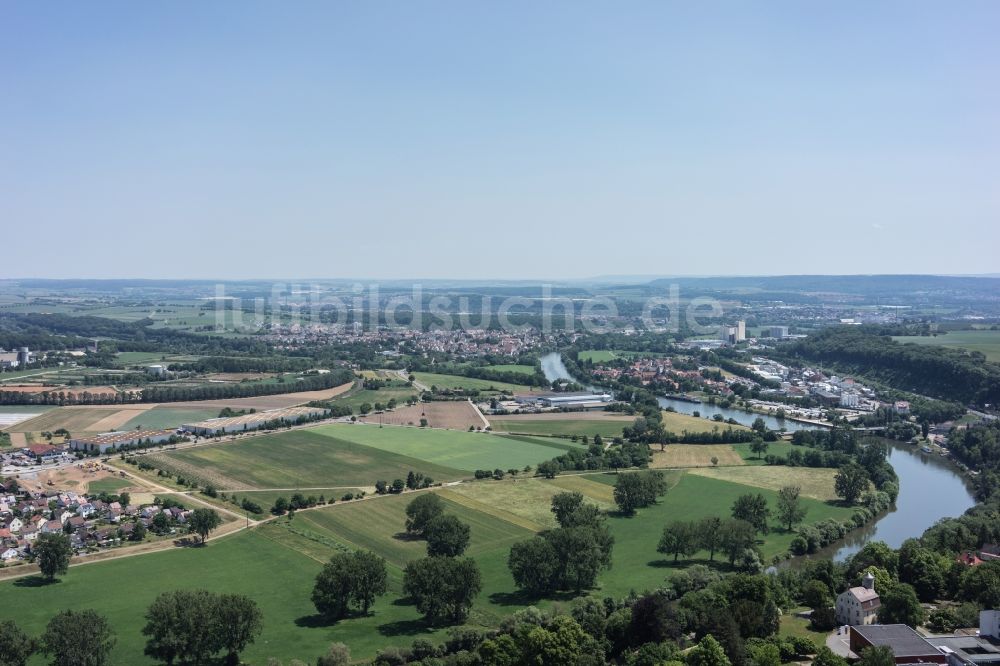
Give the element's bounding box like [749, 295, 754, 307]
[70, 429, 177, 454]
[181, 406, 329, 435]
[514, 391, 613, 409]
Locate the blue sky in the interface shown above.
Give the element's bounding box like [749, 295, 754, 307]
[2, 2, 998, 279]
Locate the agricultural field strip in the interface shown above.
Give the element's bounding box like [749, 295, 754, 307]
[688, 465, 841, 502]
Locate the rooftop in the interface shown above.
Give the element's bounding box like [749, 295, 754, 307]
[853, 625, 943, 659]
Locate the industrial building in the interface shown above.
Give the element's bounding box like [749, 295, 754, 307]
[514, 392, 613, 409]
[181, 406, 329, 435]
[69, 429, 176, 454]
[844, 611, 1000, 666]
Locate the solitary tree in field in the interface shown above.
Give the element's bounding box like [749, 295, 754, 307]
[776, 485, 807, 531]
[188, 508, 222, 544]
[34, 533, 72, 581]
[405, 494, 444, 535]
[750, 437, 769, 460]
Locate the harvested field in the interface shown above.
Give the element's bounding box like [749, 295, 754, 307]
[142, 453, 248, 490]
[650, 444, 744, 468]
[688, 465, 842, 502]
[8, 406, 141, 434]
[163, 381, 354, 411]
[359, 401, 485, 430]
[436, 486, 551, 531]
[546, 474, 617, 503]
[660, 410, 751, 433]
[86, 405, 156, 432]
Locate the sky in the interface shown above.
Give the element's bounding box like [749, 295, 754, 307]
[1, 1, 998, 280]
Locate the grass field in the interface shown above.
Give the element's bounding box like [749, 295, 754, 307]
[650, 444, 744, 468]
[489, 416, 630, 439]
[732, 440, 798, 465]
[0, 464, 860, 664]
[86, 477, 133, 495]
[120, 406, 222, 431]
[486, 364, 538, 376]
[413, 372, 530, 393]
[660, 410, 751, 434]
[311, 424, 572, 472]
[597, 472, 856, 596]
[577, 350, 619, 362]
[688, 465, 842, 502]
[148, 429, 467, 490]
[893, 330, 1000, 363]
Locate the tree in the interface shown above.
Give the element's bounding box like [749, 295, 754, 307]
[188, 508, 221, 544]
[959, 560, 1000, 608]
[142, 589, 218, 666]
[424, 514, 471, 557]
[687, 635, 731, 666]
[521, 615, 598, 666]
[508, 537, 560, 596]
[731, 493, 770, 535]
[720, 520, 757, 566]
[33, 533, 72, 581]
[271, 496, 289, 514]
[751, 417, 767, 434]
[130, 520, 147, 542]
[775, 485, 807, 531]
[801, 580, 832, 610]
[537, 460, 560, 479]
[403, 556, 482, 624]
[316, 643, 351, 666]
[835, 463, 869, 505]
[42, 609, 116, 666]
[858, 646, 895, 666]
[612, 475, 642, 513]
[0, 619, 36, 666]
[749, 437, 769, 460]
[812, 646, 849, 666]
[545, 525, 614, 592]
[658, 521, 697, 563]
[312, 551, 388, 620]
[877, 583, 926, 627]
[215, 594, 264, 666]
[696, 516, 723, 561]
[405, 493, 444, 535]
[551, 492, 585, 527]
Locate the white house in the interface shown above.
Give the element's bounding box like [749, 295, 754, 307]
[1, 548, 20, 561]
[835, 572, 881, 626]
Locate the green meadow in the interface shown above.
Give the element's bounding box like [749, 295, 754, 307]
[149, 429, 467, 489]
[310, 424, 571, 471]
[489, 417, 629, 439]
[893, 330, 1000, 363]
[2, 466, 859, 664]
[121, 406, 221, 431]
[412, 372, 530, 393]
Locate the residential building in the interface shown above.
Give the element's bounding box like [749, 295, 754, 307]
[836, 572, 881, 625]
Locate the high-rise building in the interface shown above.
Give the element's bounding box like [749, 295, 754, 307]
[736, 320, 746, 342]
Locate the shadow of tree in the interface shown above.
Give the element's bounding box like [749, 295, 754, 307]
[12, 575, 55, 588]
[377, 618, 430, 637]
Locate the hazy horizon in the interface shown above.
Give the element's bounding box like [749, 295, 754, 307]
[3, 2, 998, 280]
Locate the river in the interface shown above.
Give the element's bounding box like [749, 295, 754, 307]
[821, 443, 976, 560]
[539, 352, 977, 560]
